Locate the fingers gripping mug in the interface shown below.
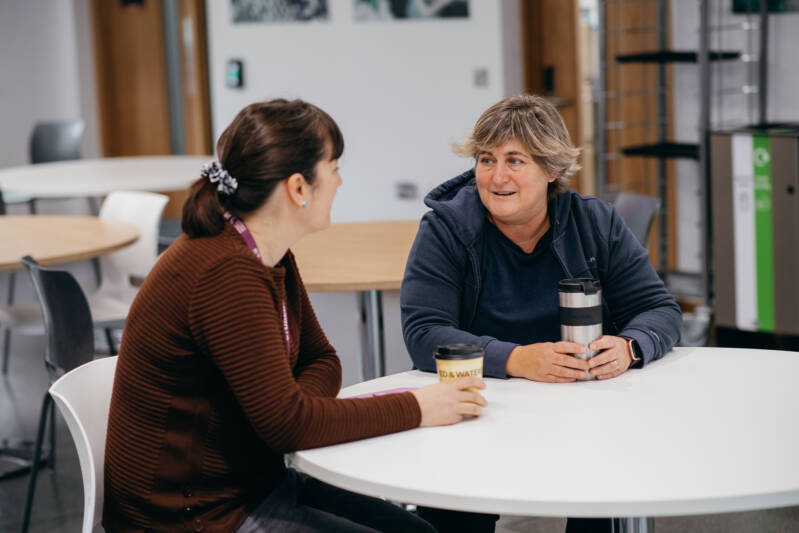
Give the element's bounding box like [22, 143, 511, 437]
[558, 278, 602, 380]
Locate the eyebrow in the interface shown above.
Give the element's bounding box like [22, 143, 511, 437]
[477, 150, 531, 158]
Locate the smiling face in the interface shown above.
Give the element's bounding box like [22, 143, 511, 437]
[474, 139, 555, 226]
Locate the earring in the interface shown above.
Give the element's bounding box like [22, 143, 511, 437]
[302, 201, 308, 209]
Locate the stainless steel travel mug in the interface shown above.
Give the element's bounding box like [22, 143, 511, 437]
[559, 278, 602, 378]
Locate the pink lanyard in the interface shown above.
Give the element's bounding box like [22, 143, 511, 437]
[224, 212, 291, 356]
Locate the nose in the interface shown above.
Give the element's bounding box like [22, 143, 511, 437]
[491, 162, 510, 184]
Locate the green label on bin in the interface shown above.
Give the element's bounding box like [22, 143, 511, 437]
[752, 135, 774, 332]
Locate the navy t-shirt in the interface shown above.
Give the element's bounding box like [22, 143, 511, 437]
[470, 221, 564, 346]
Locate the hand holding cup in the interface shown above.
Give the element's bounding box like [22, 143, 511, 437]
[411, 376, 487, 427]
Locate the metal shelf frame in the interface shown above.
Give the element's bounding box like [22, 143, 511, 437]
[597, 0, 770, 310]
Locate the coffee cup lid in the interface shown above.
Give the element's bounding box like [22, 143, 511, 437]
[558, 278, 601, 294]
[434, 343, 484, 360]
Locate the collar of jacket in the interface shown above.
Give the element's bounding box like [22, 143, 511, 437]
[425, 168, 596, 279]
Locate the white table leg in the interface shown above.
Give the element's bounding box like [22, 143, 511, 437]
[359, 290, 385, 380]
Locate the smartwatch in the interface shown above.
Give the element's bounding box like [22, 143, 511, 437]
[621, 336, 643, 368]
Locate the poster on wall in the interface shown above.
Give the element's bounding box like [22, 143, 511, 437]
[230, 0, 328, 23]
[732, 0, 799, 13]
[354, 0, 469, 21]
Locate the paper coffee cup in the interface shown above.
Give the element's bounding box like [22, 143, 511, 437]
[434, 344, 484, 392]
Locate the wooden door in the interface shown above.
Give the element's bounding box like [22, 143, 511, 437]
[91, 0, 212, 218]
[521, 0, 595, 194]
[91, 0, 172, 156]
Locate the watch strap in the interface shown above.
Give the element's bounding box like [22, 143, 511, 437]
[620, 336, 642, 368]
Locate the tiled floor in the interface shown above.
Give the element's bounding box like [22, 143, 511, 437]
[1, 285, 798, 531]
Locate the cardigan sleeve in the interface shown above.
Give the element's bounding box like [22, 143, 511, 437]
[187, 254, 421, 452]
[289, 252, 342, 399]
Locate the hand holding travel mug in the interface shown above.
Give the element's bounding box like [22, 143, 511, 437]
[558, 278, 602, 380]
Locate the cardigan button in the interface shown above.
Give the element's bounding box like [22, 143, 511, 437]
[193, 518, 205, 532]
[182, 485, 193, 498]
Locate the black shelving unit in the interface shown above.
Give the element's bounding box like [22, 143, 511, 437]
[616, 50, 740, 63]
[597, 0, 764, 309]
[621, 142, 700, 159]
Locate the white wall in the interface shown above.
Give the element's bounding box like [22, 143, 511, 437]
[0, 0, 99, 170]
[206, 0, 523, 383]
[671, 3, 799, 273]
[205, 0, 520, 223]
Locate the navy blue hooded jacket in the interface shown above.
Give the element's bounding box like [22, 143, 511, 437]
[400, 169, 682, 378]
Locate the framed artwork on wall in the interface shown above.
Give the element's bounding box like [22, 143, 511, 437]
[732, 0, 799, 13]
[230, 0, 328, 23]
[354, 0, 469, 21]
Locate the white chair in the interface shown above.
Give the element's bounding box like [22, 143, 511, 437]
[0, 190, 168, 370]
[49, 356, 117, 533]
[90, 191, 169, 332]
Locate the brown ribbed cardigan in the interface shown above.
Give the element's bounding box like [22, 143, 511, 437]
[103, 224, 421, 533]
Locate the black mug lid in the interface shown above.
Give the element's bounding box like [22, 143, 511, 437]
[434, 343, 484, 360]
[558, 278, 601, 294]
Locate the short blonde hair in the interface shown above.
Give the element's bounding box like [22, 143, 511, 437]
[455, 94, 581, 199]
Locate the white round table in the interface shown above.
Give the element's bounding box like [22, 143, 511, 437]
[291, 347, 799, 523]
[0, 155, 212, 198]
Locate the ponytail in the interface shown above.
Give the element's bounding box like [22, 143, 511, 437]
[181, 176, 226, 238]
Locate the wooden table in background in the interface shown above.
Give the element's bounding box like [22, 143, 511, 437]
[292, 220, 419, 379]
[0, 215, 138, 480]
[0, 216, 139, 271]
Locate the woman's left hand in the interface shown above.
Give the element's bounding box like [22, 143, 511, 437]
[587, 335, 633, 380]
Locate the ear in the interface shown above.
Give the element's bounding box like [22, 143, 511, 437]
[284, 173, 309, 208]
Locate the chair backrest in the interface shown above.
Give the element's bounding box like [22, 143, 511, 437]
[605, 193, 661, 248]
[49, 356, 118, 533]
[97, 191, 169, 289]
[21, 256, 95, 374]
[29, 120, 86, 164]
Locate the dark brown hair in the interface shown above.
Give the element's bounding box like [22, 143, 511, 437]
[182, 98, 344, 237]
[454, 93, 581, 199]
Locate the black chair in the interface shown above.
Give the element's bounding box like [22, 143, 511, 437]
[605, 192, 661, 248]
[1, 120, 91, 374]
[18, 256, 96, 533]
[29, 120, 85, 165]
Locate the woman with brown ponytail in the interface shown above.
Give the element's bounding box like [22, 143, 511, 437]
[103, 99, 486, 533]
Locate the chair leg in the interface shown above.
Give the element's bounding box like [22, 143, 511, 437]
[105, 328, 118, 355]
[48, 402, 56, 470]
[2, 329, 10, 375]
[20, 394, 53, 533]
[2, 271, 15, 374]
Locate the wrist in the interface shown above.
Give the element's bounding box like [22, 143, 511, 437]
[620, 336, 642, 368]
[506, 346, 522, 377]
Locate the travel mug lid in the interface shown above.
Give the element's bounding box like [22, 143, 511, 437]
[434, 343, 484, 360]
[558, 278, 601, 295]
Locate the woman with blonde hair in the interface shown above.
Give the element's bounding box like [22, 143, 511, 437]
[401, 94, 681, 532]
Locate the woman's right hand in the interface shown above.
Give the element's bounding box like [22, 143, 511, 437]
[410, 376, 487, 427]
[506, 342, 591, 382]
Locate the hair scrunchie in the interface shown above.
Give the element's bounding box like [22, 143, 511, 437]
[201, 161, 238, 196]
